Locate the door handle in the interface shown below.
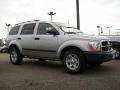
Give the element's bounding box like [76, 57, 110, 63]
[17, 37, 21, 40]
[34, 37, 40, 40]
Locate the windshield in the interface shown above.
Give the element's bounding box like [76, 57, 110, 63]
[53, 22, 82, 33]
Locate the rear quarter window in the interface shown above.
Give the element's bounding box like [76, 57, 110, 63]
[9, 25, 20, 35]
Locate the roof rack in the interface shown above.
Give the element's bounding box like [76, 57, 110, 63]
[15, 20, 40, 25]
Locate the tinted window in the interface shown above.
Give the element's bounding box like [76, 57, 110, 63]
[20, 23, 35, 35]
[37, 23, 57, 35]
[9, 25, 20, 35]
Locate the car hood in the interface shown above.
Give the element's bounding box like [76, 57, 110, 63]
[69, 33, 109, 41]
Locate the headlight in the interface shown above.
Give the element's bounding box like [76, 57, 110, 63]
[88, 41, 100, 51]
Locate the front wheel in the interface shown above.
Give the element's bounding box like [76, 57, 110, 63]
[9, 47, 23, 65]
[62, 49, 86, 74]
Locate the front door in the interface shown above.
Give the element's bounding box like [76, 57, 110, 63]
[35, 23, 59, 58]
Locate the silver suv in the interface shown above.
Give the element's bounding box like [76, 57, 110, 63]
[6, 20, 116, 73]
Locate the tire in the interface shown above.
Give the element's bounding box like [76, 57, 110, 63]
[62, 49, 86, 74]
[115, 49, 120, 59]
[9, 47, 23, 65]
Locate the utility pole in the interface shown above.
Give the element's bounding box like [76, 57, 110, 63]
[76, 0, 80, 30]
[47, 11, 56, 22]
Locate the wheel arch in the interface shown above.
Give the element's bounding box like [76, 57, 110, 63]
[59, 46, 87, 62]
[8, 44, 21, 54]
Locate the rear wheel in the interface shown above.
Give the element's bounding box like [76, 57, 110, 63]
[62, 49, 86, 74]
[9, 47, 23, 65]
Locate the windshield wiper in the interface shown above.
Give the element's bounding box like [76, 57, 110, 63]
[66, 27, 77, 29]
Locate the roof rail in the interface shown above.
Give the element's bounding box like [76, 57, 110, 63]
[15, 20, 40, 25]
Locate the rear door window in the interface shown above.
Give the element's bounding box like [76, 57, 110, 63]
[20, 23, 36, 35]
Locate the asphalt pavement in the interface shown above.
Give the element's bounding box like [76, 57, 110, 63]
[0, 54, 120, 90]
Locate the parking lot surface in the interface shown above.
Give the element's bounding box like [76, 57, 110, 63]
[0, 54, 120, 90]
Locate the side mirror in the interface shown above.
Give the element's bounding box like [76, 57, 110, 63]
[46, 27, 59, 35]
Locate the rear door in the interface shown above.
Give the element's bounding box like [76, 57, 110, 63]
[18, 23, 37, 56]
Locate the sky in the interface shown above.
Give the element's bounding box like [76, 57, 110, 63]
[0, 0, 120, 38]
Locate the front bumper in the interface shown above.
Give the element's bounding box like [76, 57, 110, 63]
[85, 50, 116, 64]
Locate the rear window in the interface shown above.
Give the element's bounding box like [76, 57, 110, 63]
[20, 23, 35, 35]
[9, 25, 20, 35]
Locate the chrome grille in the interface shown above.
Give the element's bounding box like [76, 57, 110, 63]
[101, 40, 112, 52]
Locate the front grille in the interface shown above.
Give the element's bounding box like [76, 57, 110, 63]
[101, 40, 112, 52]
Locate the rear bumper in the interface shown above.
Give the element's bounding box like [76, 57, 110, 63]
[85, 50, 116, 64]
